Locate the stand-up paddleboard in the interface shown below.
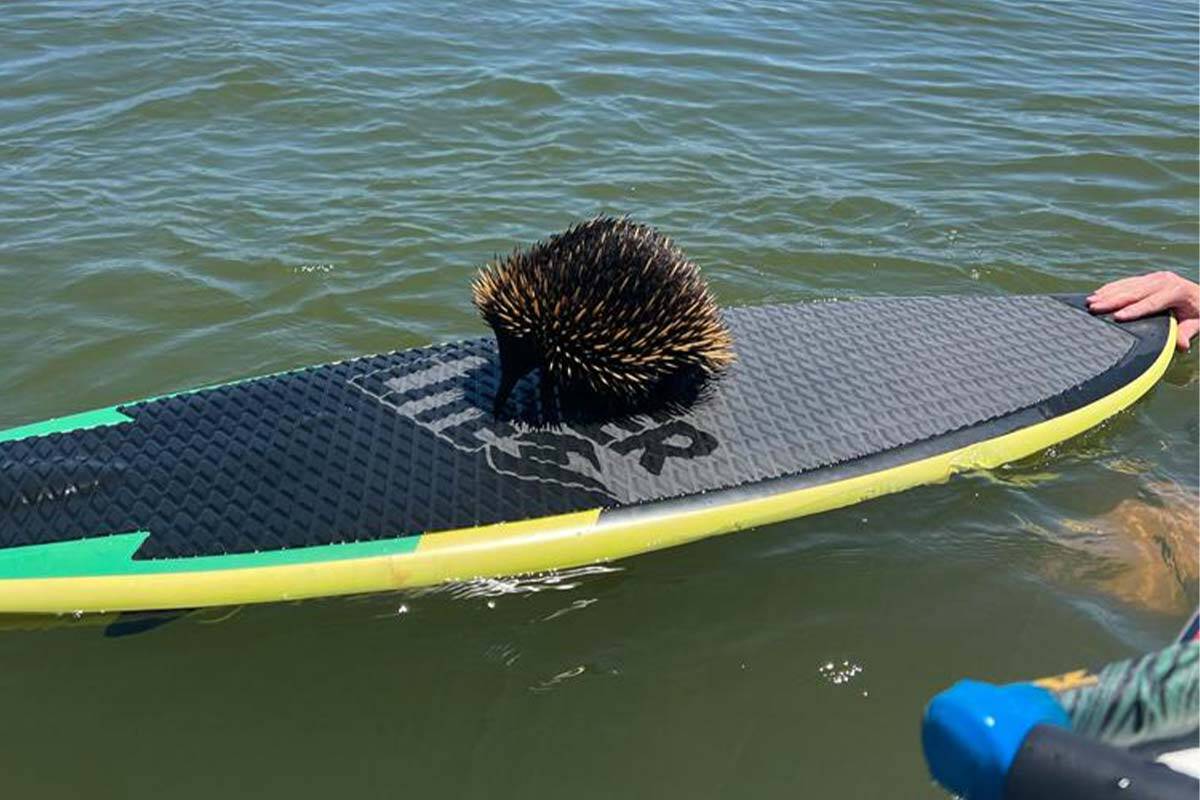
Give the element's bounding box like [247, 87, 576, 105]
[0, 295, 1176, 613]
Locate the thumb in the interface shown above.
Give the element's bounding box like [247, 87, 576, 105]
[1177, 318, 1200, 351]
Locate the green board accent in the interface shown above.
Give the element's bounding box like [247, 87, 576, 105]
[0, 407, 134, 444]
[0, 531, 424, 580]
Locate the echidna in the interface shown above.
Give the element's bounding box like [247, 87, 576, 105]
[472, 216, 735, 416]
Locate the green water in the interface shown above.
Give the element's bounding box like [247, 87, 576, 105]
[1, 2, 1198, 796]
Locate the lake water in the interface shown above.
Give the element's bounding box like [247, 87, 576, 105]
[0, 2, 1197, 797]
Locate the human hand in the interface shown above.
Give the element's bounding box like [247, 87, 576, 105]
[1087, 271, 1200, 352]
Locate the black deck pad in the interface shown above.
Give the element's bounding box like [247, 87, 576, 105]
[0, 296, 1147, 560]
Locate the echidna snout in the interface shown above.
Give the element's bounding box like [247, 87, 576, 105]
[473, 216, 735, 417]
[489, 329, 541, 416]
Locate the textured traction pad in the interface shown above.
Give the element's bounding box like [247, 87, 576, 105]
[0, 296, 1136, 560]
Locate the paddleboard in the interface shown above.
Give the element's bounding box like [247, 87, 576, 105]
[0, 294, 1175, 613]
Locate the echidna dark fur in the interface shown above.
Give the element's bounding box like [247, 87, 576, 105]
[472, 216, 735, 417]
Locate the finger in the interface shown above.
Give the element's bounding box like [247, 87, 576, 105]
[1178, 318, 1200, 351]
[1090, 274, 1158, 298]
[1088, 272, 1171, 303]
[1088, 284, 1148, 308]
[1088, 291, 1144, 313]
[1089, 288, 1157, 313]
[1113, 289, 1174, 321]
